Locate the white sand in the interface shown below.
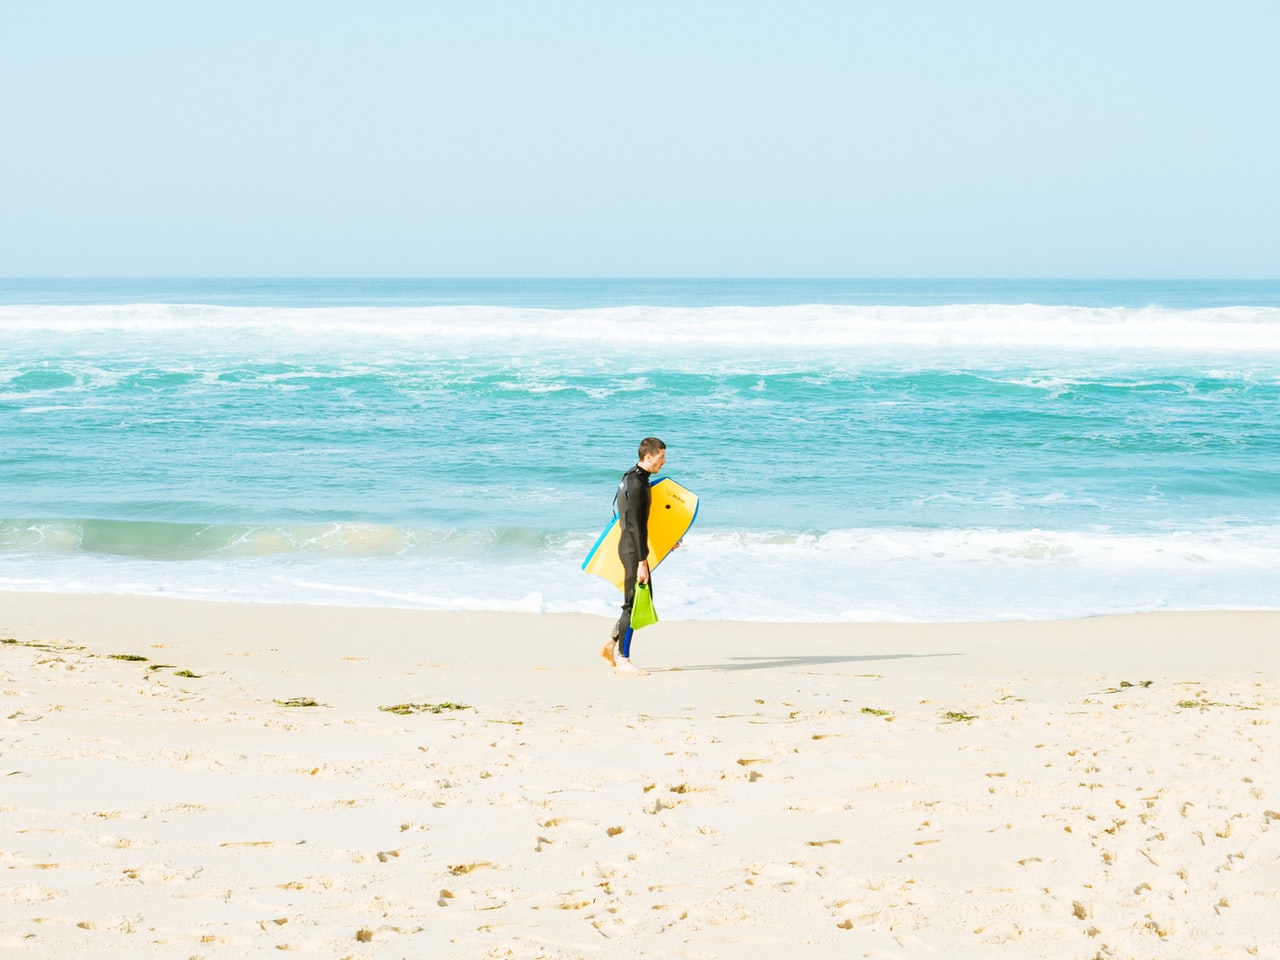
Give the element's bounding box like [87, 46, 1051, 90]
[2, 592, 1278, 958]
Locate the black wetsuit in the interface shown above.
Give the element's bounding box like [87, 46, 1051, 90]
[613, 462, 653, 654]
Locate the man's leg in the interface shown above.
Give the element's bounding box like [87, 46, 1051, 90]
[602, 552, 635, 667]
[608, 548, 640, 669]
[619, 578, 653, 659]
[616, 613, 648, 674]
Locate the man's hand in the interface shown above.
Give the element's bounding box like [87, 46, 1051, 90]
[637, 560, 650, 584]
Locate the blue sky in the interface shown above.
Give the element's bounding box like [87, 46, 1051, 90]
[2, 1, 1277, 277]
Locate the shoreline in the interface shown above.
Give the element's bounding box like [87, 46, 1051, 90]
[4, 589, 1280, 671]
[5, 582, 1279, 628]
[3, 592, 1278, 957]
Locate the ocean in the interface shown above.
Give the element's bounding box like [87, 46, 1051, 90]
[3, 278, 1279, 622]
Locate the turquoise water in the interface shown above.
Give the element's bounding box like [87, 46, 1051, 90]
[3, 278, 1279, 621]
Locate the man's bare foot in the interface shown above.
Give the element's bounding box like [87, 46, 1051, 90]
[614, 658, 649, 676]
[600, 640, 617, 667]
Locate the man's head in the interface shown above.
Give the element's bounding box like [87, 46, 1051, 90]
[638, 436, 666, 472]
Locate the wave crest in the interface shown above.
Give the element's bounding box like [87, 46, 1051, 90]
[3, 302, 1280, 357]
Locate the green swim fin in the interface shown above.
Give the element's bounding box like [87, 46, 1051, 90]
[630, 583, 659, 630]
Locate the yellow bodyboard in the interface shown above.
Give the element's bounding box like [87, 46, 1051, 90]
[582, 477, 698, 592]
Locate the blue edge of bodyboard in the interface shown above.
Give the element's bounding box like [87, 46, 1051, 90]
[581, 476, 699, 572]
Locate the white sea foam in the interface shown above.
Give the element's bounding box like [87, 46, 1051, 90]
[3, 302, 1280, 360]
[3, 524, 1278, 622]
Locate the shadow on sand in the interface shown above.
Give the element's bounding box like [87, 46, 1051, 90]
[663, 652, 961, 673]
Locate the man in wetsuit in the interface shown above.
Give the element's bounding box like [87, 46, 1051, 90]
[602, 437, 666, 675]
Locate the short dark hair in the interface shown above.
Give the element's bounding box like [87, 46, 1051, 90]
[638, 437, 666, 459]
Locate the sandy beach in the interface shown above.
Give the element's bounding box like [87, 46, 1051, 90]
[2, 592, 1277, 958]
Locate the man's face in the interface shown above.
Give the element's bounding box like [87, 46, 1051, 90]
[641, 448, 666, 473]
